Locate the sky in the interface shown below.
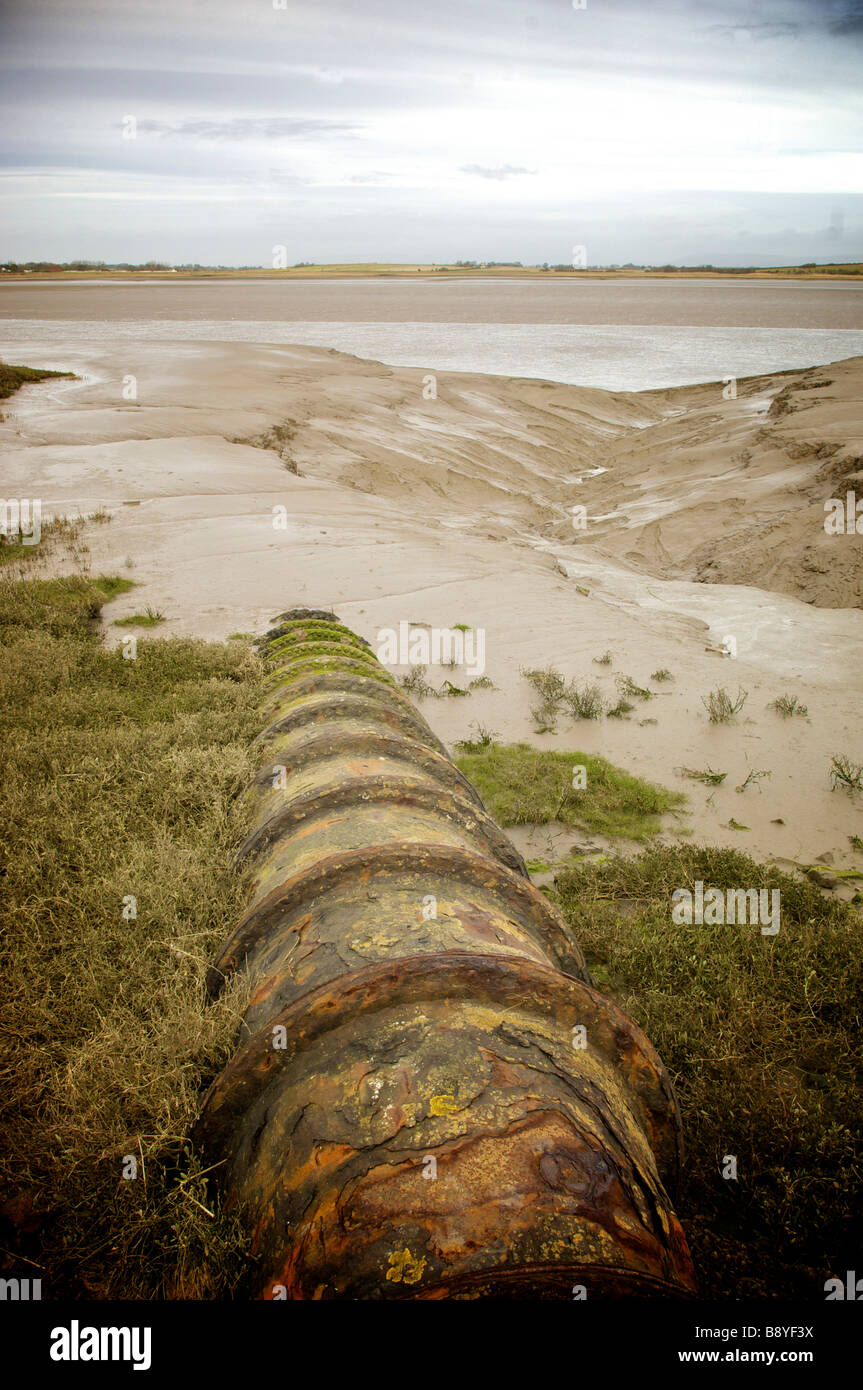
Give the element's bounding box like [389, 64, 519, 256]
[0, 0, 862, 266]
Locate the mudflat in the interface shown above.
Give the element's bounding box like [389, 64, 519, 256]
[2, 276, 863, 326]
[3, 335, 861, 876]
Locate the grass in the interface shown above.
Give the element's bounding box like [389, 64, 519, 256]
[397, 665, 476, 699]
[680, 766, 727, 786]
[398, 664, 444, 699]
[454, 722, 498, 753]
[736, 769, 771, 793]
[552, 845, 863, 1298]
[770, 693, 809, 718]
[454, 742, 684, 840]
[112, 606, 166, 627]
[0, 513, 90, 569]
[607, 699, 635, 719]
[0, 361, 74, 412]
[651, 668, 673, 682]
[703, 686, 749, 723]
[440, 678, 470, 697]
[522, 666, 605, 731]
[0, 573, 261, 1298]
[830, 753, 863, 795]
[0, 574, 133, 637]
[593, 650, 613, 666]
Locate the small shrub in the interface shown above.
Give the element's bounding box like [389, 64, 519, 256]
[703, 686, 748, 723]
[398, 664, 438, 699]
[770, 694, 808, 718]
[616, 674, 653, 701]
[454, 722, 497, 753]
[562, 679, 605, 720]
[831, 754, 863, 794]
[607, 699, 635, 719]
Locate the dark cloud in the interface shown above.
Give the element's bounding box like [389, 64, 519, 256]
[825, 3, 863, 37]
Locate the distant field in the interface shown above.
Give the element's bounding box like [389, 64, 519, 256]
[2, 262, 862, 281]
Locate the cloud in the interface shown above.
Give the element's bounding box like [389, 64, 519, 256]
[706, 23, 802, 42]
[135, 116, 360, 141]
[2, 0, 862, 263]
[459, 163, 535, 180]
[825, 2, 863, 37]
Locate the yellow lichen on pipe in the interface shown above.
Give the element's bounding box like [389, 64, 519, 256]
[195, 609, 697, 1299]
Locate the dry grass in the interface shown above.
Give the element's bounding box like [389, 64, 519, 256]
[553, 846, 863, 1298]
[0, 574, 262, 1297]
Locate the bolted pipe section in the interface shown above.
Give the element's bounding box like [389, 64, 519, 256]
[195, 610, 697, 1299]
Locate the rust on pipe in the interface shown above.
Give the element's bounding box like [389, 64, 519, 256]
[195, 609, 698, 1299]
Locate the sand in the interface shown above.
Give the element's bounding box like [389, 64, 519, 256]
[2, 336, 861, 879]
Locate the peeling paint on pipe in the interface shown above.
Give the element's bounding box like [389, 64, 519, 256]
[195, 609, 697, 1299]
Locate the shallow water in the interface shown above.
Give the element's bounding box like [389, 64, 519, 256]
[2, 317, 863, 391]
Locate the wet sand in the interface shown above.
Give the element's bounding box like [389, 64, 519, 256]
[2, 335, 861, 878]
[2, 276, 863, 326]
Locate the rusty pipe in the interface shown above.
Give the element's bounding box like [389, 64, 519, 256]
[195, 609, 697, 1299]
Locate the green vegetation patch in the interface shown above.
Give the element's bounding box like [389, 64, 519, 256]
[0, 361, 74, 402]
[264, 628, 369, 658]
[553, 845, 863, 1298]
[455, 742, 684, 840]
[265, 637, 379, 668]
[0, 574, 262, 1297]
[0, 513, 92, 569]
[0, 574, 134, 639]
[262, 653, 397, 692]
[258, 618, 348, 646]
[112, 605, 165, 627]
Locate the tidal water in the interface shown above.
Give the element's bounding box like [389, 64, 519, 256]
[3, 277, 862, 391]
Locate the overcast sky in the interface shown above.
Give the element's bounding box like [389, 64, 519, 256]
[1, 0, 861, 265]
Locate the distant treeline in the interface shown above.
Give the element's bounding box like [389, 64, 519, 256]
[0, 260, 260, 273]
[2, 259, 861, 275]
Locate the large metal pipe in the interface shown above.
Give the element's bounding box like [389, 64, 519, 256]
[195, 610, 697, 1299]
